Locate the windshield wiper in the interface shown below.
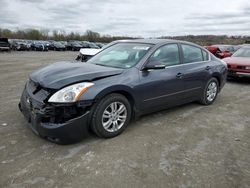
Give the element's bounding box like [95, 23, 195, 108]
[94, 63, 108, 67]
[93, 63, 123, 69]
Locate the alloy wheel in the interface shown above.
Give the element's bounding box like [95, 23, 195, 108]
[206, 82, 218, 102]
[102, 102, 127, 132]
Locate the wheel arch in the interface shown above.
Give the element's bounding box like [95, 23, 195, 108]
[94, 86, 136, 108]
[211, 73, 221, 87]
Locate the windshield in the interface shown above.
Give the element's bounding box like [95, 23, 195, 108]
[233, 48, 250, 57]
[88, 43, 152, 69]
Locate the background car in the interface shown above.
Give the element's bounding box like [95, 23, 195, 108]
[95, 42, 105, 48]
[59, 41, 67, 47]
[66, 40, 82, 51]
[49, 41, 66, 51]
[31, 41, 48, 51]
[76, 48, 101, 62]
[11, 40, 30, 51]
[87, 42, 100, 49]
[223, 46, 250, 78]
[205, 45, 235, 59]
[0, 38, 11, 51]
[40, 41, 51, 49]
[79, 41, 100, 49]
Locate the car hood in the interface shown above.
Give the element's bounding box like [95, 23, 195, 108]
[223, 57, 250, 66]
[30, 61, 123, 89]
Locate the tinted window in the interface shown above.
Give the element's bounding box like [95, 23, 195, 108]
[202, 50, 209, 61]
[148, 44, 180, 66]
[182, 44, 203, 63]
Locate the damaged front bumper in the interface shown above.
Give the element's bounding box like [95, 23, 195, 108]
[19, 82, 92, 144]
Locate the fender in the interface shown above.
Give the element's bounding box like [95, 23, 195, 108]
[94, 85, 137, 105]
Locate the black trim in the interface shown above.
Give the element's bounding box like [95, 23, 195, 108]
[144, 87, 202, 102]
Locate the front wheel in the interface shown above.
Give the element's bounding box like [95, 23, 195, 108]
[91, 94, 131, 138]
[199, 78, 219, 105]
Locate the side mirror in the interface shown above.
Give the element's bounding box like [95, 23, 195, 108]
[142, 64, 166, 71]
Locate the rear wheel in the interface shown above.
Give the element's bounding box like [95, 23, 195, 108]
[199, 77, 219, 105]
[91, 94, 131, 138]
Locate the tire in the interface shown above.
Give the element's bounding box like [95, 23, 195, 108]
[199, 77, 219, 105]
[91, 93, 132, 138]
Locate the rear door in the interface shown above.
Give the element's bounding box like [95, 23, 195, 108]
[179, 44, 212, 99]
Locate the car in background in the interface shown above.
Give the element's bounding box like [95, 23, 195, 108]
[11, 40, 30, 51]
[0, 38, 11, 51]
[79, 41, 100, 49]
[88, 42, 100, 49]
[31, 41, 48, 51]
[49, 41, 66, 51]
[66, 41, 82, 51]
[223, 46, 250, 78]
[76, 48, 101, 62]
[205, 45, 235, 59]
[95, 42, 105, 48]
[19, 39, 227, 143]
[79, 41, 90, 48]
[41, 41, 51, 49]
[234, 44, 250, 52]
[59, 41, 67, 47]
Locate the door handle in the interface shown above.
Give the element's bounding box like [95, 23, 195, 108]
[205, 66, 211, 71]
[176, 72, 184, 79]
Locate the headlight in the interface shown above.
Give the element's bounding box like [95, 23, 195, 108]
[48, 82, 94, 103]
[245, 66, 250, 70]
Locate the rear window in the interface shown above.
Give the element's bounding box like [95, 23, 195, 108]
[182, 44, 203, 63]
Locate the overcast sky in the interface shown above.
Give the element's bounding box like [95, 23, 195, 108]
[1, 0, 250, 37]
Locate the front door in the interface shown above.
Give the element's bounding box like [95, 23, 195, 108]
[135, 43, 185, 112]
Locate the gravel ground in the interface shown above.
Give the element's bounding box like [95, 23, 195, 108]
[0, 51, 249, 188]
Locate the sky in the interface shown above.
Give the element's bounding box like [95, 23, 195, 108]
[0, 0, 250, 37]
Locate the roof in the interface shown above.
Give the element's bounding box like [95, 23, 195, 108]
[128, 39, 179, 44]
[115, 38, 197, 46]
[241, 45, 250, 48]
[212, 44, 233, 47]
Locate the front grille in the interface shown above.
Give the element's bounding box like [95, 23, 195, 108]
[26, 79, 51, 103]
[23, 79, 88, 124]
[237, 66, 245, 69]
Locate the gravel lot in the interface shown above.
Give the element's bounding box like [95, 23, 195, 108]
[0, 51, 249, 188]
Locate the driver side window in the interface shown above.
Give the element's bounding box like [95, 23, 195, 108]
[148, 44, 180, 66]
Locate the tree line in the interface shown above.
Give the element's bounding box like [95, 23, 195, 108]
[0, 28, 249, 45]
[0, 28, 135, 43]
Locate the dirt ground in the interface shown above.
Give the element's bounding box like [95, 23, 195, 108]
[0, 51, 249, 188]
